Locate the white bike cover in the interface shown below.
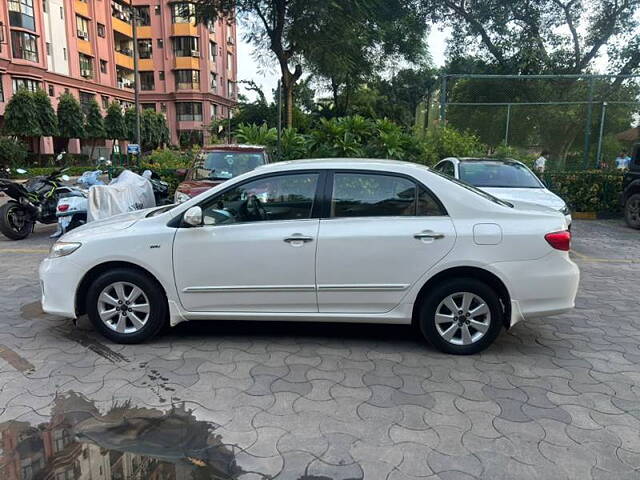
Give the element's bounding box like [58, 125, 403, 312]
[87, 170, 156, 222]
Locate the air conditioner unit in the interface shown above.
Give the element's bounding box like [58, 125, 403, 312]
[77, 31, 87, 40]
[191, 51, 200, 57]
[81, 69, 92, 78]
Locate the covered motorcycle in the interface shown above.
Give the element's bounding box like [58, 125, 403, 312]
[87, 170, 156, 222]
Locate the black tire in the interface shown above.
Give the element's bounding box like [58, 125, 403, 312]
[418, 278, 503, 355]
[624, 193, 640, 229]
[0, 202, 33, 240]
[86, 268, 167, 344]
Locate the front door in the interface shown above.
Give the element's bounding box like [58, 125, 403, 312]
[316, 171, 456, 313]
[173, 171, 322, 312]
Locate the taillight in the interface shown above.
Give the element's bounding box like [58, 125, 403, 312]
[57, 204, 70, 212]
[545, 230, 571, 251]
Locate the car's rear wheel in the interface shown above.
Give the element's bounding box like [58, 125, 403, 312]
[86, 268, 167, 344]
[624, 193, 640, 229]
[418, 278, 503, 355]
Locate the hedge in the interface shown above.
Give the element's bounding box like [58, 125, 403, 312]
[543, 170, 624, 214]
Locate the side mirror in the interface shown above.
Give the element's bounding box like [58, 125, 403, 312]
[61, 174, 70, 182]
[175, 168, 187, 179]
[183, 206, 203, 227]
[16, 168, 27, 174]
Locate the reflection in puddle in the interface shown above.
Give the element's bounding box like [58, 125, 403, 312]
[0, 392, 244, 479]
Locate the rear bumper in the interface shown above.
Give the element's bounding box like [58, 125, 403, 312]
[489, 252, 579, 327]
[39, 257, 83, 319]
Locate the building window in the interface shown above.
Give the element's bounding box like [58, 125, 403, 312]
[11, 31, 39, 62]
[142, 103, 156, 111]
[53, 429, 71, 453]
[176, 102, 202, 121]
[157, 39, 163, 49]
[227, 52, 233, 72]
[8, 0, 35, 31]
[173, 36, 199, 57]
[76, 15, 90, 40]
[154, 5, 161, 15]
[0, 77, 4, 102]
[46, 42, 51, 55]
[209, 41, 217, 62]
[13, 77, 40, 93]
[111, 1, 131, 23]
[134, 6, 150, 26]
[97, 23, 105, 38]
[210, 72, 217, 92]
[210, 102, 217, 120]
[60, 6, 63, 19]
[175, 70, 200, 90]
[48, 85, 54, 96]
[137, 39, 152, 59]
[79, 53, 93, 79]
[171, 2, 196, 23]
[101, 96, 109, 109]
[178, 129, 204, 147]
[42, 0, 47, 13]
[63, 48, 67, 60]
[227, 80, 234, 98]
[140, 71, 154, 90]
[100, 59, 107, 74]
[159, 71, 165, 80]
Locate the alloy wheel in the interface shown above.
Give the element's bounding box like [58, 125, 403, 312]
[97, 282, 150, 334]
[434, 292, 491, 346]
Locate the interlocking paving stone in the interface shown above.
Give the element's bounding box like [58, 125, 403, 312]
[2, 219, 640, 478]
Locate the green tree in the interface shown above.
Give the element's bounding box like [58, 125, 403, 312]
[3, 89, 40, 149]
[33, 89, 58, 138]
[140, 110, 170, 151]
[124, 108, 137, 143]
[0, 137, 28, 169]
[193, 0, 427, 128]
[84, 99, 106, 159]
[56, 92, 85, 151]
[104, 102, 126, 154]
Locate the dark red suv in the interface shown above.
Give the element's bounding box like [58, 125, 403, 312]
[174, 145, 269, 203]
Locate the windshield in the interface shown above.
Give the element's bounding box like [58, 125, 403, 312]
[459, 161, 542, 188]
[146, 204, 176, 217]
[432, 170, 513, 208]
[191, 151, 267, 181]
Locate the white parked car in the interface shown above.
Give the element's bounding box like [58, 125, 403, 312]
[40, 159, 579, 355]
[433, 157, 572, 226]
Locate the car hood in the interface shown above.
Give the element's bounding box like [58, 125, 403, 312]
[61, 208, 153, 241]
[177, 179, 226, 198]
[480, 187, 566, 211]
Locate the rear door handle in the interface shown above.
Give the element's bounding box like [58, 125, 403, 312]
[414, 231, 445, 240]
[284, 234, 314, 243]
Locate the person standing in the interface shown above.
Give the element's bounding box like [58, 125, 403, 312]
[534, 151, 548, 174]
[615, 151, 631, 170]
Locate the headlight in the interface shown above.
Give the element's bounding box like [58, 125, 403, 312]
[49, 242, 82, 258]
[559, 205, 570, 215]
[174, 191, 190, 204]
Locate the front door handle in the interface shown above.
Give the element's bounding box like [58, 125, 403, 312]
[414, 231, 445, 240]
[284, 234, 314, 244]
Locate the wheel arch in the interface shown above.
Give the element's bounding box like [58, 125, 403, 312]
[624, 182, 640, 203]
[411, 266, 512, 328]
[75, 261, 168, 316]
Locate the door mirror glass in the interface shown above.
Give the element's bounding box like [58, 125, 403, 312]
[16, 168, 27, 174]
[183, 206, 203, 227]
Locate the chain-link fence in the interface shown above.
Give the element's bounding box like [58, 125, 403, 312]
[437, 74, 640, 170]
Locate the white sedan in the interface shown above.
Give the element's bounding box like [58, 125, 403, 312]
[40, 159, 579, 355]
[433, 157, 572, 226]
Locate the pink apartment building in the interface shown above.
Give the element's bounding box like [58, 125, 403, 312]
[0, 0, 237, 154]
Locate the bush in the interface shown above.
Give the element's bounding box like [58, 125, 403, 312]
[8, 165, 95, 179]
[543, 170, 624, 213]
[421, 126, 486, 166]
[143, 148, 192, 169]
[0, 137, 28, 169]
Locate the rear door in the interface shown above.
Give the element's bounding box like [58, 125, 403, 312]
[316, 171, 456, 314]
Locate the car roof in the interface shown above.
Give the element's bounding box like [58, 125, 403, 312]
[254, 157, 431, 173]
[201, 144, 267, 152]
[444, 157, 524, 165]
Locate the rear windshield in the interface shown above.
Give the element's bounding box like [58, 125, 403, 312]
[432, 170, 513, 208]
[191, 151, 267, 181]
[459, 161, 542, 188]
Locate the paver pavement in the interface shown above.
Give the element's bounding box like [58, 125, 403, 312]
[0, 220, 639, 479]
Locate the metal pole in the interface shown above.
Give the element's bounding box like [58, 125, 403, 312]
[504, 104, 511, 145]
[582, 76, 595, 167]
[131, 2, 141, 152]
[595, 102, 607, 168]
[227, 108, 231, 143]
[439, 75, 447, 124]
[277, 80, 282, 160]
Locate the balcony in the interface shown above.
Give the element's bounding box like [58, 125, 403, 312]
[174, 57, 200, 70]
[117, 66, 135, 90]
[77, 39, 92, 56]
[171, 23, 198, 37]
[139, 59, 154, 71]
[74, 0, 90, 18]
[115, 52, 134, 69]
[137, 26, 152, 38]
[112, 17, 132, 37]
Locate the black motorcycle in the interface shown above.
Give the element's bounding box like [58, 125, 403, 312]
[0, 168, 75, 240]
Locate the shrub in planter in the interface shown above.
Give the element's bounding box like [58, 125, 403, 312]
[543, 170, 624, 214]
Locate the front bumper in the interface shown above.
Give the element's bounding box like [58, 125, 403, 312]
[39, 256, 84, 319]
[490, 252, 580, 327]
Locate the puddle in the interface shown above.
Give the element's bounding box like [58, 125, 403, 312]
[0, 392, 245, 479]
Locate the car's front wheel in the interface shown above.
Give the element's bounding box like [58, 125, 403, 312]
[418, 278, 503, 355]
[86, 268, 167, 344]
[624, 193, 640, 229]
